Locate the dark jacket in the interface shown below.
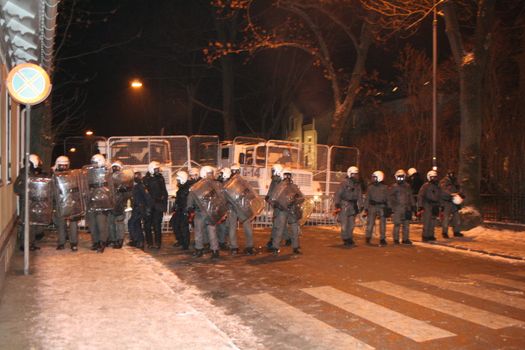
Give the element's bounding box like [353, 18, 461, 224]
[365, 182, 389, 209]
[408, 173, 424, 195]
[334, 177, 363, 216]
[173, 182, 190, 214]
[132, 180, 152, 215]
[143, 172, 168, 212]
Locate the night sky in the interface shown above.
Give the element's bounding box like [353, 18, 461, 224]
[53, 0, 449, 141]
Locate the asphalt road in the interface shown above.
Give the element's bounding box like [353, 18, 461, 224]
[148, 225, 525, 350]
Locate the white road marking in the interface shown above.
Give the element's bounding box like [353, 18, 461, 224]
[301, 286, 455, 342]
[415, 276, 525, 312]
[360, 281, 523, 330]
[466, 274, 525, 292]
[243, 293, 374, 350]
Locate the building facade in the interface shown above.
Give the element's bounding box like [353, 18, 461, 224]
[0, 0, 58, 290]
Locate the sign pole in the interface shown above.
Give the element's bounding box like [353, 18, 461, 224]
[23, 105, 31, 275]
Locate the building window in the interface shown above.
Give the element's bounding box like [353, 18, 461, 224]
[6, 96, 12, 183]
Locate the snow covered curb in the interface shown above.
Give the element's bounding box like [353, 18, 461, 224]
[126, 248, 264, 350]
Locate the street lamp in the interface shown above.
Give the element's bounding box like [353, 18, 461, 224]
[85, 130, 94, 136]
[131, 79, 143, 89]
[69, 147, 76, 153]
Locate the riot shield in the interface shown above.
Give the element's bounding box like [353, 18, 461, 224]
[54, 169, 84, 218]
[188, 178, 228, 225]
[81, 165, 115, 212]
[28, 176, 53, 225]
[222, 176, 264, 222]
[112, 168, 134, 213]
[269, 181, 302, 210]
[297, 198, 315, 226]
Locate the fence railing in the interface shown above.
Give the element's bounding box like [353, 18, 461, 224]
[480, 194, 525, 224]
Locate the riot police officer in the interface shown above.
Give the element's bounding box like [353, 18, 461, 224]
[171, 170, 191, 250]
[364, 170, 390, 246]
[188, 166, 221, 259]
[265, 163, 290, 249]
[53, 156, 80, 251]
[270, 168, 304, 255]
[334, 166, 363, 247]
[440, 170, 464, 238]
[14, 154, 46, 251]
[143, 161, 168, 249]
[388, 169, 415, 245]
[85, 154, 113, 253]
[128, 171, 150, 249]
[417, 170, 442, 242]
[108, 161, 132, 249]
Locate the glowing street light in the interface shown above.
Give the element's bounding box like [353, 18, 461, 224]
[69, 147, 76, 153]
[85, 130, 94, 136]
[131, 79, 143, 89]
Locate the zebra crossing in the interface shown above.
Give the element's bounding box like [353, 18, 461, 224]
[236, 272, 525, 348]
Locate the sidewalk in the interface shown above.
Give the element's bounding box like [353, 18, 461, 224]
[0, 232, 259, 350]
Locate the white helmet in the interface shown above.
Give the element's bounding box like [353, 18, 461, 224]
[29, 154, 42, 168]
[452, 193, 463, 205]
[394, 169, 406, 178]
[230, 163, 240, 174]
[189, 168, 199, 178]
[372, 170, 384, 183]
[55, 155, 70, 167]
[281, 167, 292, 180]
[176, 170, 188, 185]
[111, 160, 123, 170]
[427, 170, 438, 181]
[407, 168, 417, 176]
[91, 154, 106, 167]
[220, 167, 231, 180]
[272, 163, 283, 177]
[148, 161, 161, 174]
[199, 165, 214, 179]
[347, 166, 359, 177]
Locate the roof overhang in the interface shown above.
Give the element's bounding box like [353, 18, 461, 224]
[0, 0, 59, 73]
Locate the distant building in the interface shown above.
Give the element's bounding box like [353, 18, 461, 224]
[0, 0, 59, 289]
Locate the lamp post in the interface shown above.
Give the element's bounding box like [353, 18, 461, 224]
[432, 0, 438, 170]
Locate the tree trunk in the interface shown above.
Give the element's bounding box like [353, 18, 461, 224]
[220, 54, 236, 139]
[458, 66, 483, 209]
[327, 25, 372, 146]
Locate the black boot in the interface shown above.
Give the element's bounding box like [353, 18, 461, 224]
[71, 244, 78, 252]
[127, 240, 136, 247]
[90, 242, 99, 251]
[266, 240, 273, 250]
[135, 241, 145, 250]
[219, 242, 228, 250]
[192, 249, 203, 258]
[453, 231, 464, 237]
[442, 232, 450, 239]
[402, 239, 413, 245]
[113, 239, 123, 249]
[56, 244, 65, 250]
[393, 239, 400, 245]
[366, 237, 372, 245]
[97, 241, 106, 253]
[211, 250, 220, 259]
[284, 239, 292, 246]
[379, 239, 387, 246]
[293, 247, 302, 254]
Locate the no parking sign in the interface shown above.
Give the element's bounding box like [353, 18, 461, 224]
[6, 63, 52, 105]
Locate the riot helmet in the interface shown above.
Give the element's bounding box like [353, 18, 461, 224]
[427, 170, 438, 182]
[407, 168, 417, 177]
[176, 170, 188, 185]
[281, 167, 293, 180]
[199, 165, 214, 179]
[148, 161, 161, 175]
[111, 160, 123, 172]
[230, 163, 241, 175]
[347, 166, 359, 178]
[372, 170, 384, 183]
[272, 163, 283, 177]
[91, 154, 106, 167]
[219, 167, 231, 181]
[394, 169, 406, 183]
[55, 156, 70, 172]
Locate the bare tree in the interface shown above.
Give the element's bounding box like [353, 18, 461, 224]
[361, 0, 497, 211]
[207, 0, 374, 145]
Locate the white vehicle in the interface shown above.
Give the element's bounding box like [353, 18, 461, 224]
[104, 135, 220, 197]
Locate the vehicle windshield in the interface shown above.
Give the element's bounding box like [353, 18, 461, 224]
[111, 141, 171, 165]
